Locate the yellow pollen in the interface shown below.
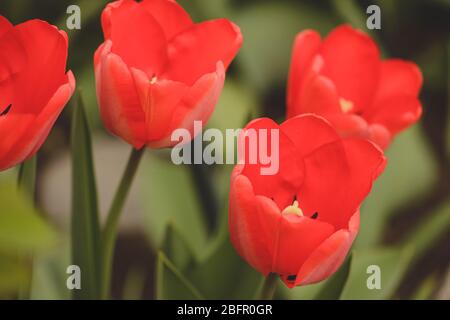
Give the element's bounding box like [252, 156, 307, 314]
[150, 76, 158, 84]
[340, 98, 354, 113]
[282, 200, 304, 216]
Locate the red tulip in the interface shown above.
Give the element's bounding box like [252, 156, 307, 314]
[0, 16, 75, 171]
[229, 114, 386, 287]
[287, 25, 422, 149]
[95, 0, 243, 148]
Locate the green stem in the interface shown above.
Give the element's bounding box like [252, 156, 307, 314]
[17, 156, 37, 201]
[101, 147, 145, 299]
[258, 273, 278, 300]
[17, 156, 37, 300]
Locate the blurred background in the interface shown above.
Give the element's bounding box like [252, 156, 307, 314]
[0, 0, 449, 300]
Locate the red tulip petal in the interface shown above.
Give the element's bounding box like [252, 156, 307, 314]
[131, 67, 189, 142]
[287, 54, 341, 117]
[362, 60, 422, 135]
[298, 138, 386, 229]
[274, 214, 335, 277]
[9, 20, 69, 114]
[0, 15, 12, 38]
[325, 114, 393, 150]
[287, 30, 322, 116]
[229, 173, 281, 275]
[164, 18, 242, 85]
[104, 0, 168, 77]
[0, 23, 26, 110]
[240, 118, 303, 210]
[299, 75, 341, 115]
[0, 77, 14, 117]
[373, 59, 422, 104]
[320, 25, 380, 112]
[146, 62, 225, 148]
[0, 19, 73, 170]
[281, 114, 340, 157]
[0, 113, 35, 170]
[28, 71, 76, 157]
[368, 123, 391, 150]
[364, 95, 422, 134]
[101, 0, 125, 39]
[0, 71, 76, 171]
[292, 210, 359, 286]
[0, 82, 13, 116]
[95, 45, 146, 149]
[325, 113, 370, 139]
[140, 0, 193, 40]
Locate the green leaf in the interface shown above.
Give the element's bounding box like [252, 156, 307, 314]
[161, 222, 196, 272]
[0, 182, 56, 254]
[187, 233, 261, 300]
[141, 152, 207, 256]
[401, 200, 450, 261]
[356, 126, 438, 248]
[339, 246, 414, 300]
[0, 255, 27, 296]
[341, 202, 449, 300]
[314, 254, 353, 300]
[411, 274, 438, 300]
[74, 67, 100, 128]
[30, 241, 71, 300]
[0, 180, 56, 297]
[186, 201, 260, 299]
[17, 156, 37, 300]
[156, 252, 203, 300]
[159, 211, 260, 299]
[70, 93, 101, 299]
[17, 156, 36, 202]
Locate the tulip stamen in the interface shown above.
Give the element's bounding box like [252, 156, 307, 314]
[339, 98, 353, 113]
[0, 104, 12, 116]
[311, 212, 318, 219]
[282, 200, 303, 216]
[150, 75, 158, 85]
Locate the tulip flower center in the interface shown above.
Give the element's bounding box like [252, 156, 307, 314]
[150, 76, 158, 85]
[340, 98, 354, 113]
[0, 104, 12, 117]
[282, 200, 303, 216]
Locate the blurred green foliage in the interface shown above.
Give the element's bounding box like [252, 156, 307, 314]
[339, 246, 414, 299]
[0, 183, 56, 254]
[0, 181, 57, 296]
[356, 126, 438, 249]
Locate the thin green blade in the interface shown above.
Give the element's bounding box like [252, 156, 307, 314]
[70, 92, 101, 299]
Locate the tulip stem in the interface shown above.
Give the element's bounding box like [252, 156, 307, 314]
[17, 156, 37, 300]
[258, 273, 278, 300]
[101, 147, 145, 299]
[18, 156, 37, 202]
